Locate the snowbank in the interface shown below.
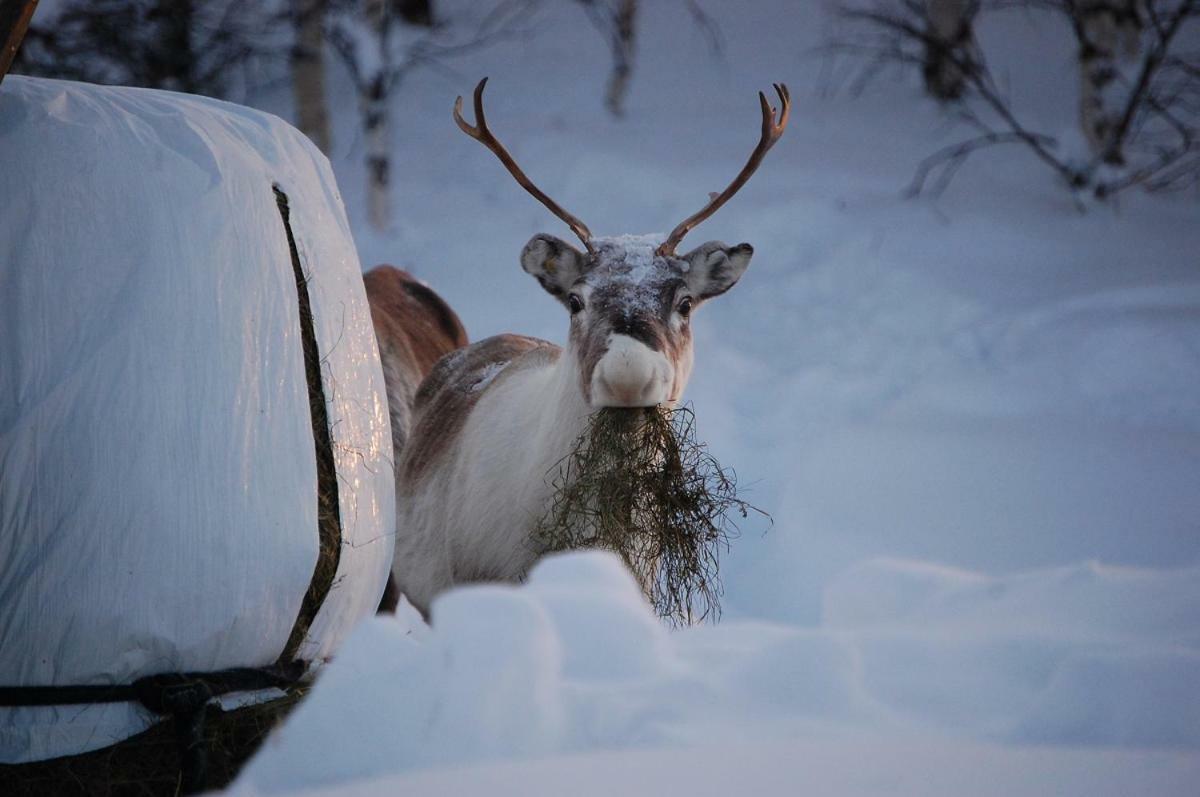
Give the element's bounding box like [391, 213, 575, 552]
[233, 552, 1200, 794]
[236, 738, 1200, 797]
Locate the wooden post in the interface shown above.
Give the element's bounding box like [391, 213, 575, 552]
[0, 0, 38, 88]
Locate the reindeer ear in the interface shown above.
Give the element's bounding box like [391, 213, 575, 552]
[681, 241, 753, 300]
[520, 234, 588, 302]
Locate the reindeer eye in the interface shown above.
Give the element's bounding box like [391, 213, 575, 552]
[677, 297, 693, 318]
[568, 293, 585, 315]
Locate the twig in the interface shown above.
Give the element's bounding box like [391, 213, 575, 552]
[835, 0, 1088, 193]
[1100, 0, 1196, 170]
[904, 130, 1053, 196]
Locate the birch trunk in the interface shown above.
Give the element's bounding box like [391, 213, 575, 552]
[159, 0, 197, 93]
[605, 0, 637, 117]
[923, 0, 976, 101]
[363, 0, 391, 232]
[364, 74, 391, 232]
[398, 0, 433, 26]
[1072, 1, 1142, 165]
[291, 0, 332, 154]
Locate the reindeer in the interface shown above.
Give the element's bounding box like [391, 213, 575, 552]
[363, 265, 468, 611]
[389, 78, 790, 617]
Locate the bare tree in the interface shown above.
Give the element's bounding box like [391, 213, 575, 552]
[330, 0, 393, 230]
[576, 0, 639, 117]
[327, 0, 534, 231]
[571, 0, 722, 118]
[397, 0, 434, 26]
[832, 0, 1200, 200]
[15, 0, 282, 99]
[924, 0, 980, 100]
[1081, 0, 1200, 194]
[292, 0, 333, 153]
[1061, 0, 1145, 163]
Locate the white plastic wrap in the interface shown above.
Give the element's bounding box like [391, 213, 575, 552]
[0, 77, 394, 763]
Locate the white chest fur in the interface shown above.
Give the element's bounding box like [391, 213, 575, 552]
[391, 351, 591, 614]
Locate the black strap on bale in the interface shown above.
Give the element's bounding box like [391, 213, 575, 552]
[0, 663, 306, 708]
[0, 662, 306, 794]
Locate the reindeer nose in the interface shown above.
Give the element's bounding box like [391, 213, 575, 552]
[598, 374, 650, 406]
[591, 335, 672, 408]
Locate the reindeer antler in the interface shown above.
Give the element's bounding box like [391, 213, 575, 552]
[656, 83, 791, 258]
[454, 77, 595, 254]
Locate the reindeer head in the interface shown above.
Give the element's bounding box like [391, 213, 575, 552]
[454, 78, 789, 408]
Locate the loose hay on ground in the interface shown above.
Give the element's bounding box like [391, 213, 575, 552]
[534, 404, 768, 625]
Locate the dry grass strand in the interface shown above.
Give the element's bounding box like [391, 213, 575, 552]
[534, 405, 768, 625]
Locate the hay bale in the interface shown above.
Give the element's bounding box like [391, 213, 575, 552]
[1, 77, 394, 766]
[534, 405, 768, 625]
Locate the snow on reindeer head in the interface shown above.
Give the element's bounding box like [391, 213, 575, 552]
[454, 78, 790, 409]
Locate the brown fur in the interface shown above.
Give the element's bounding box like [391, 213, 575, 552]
[366, 266, 468, 377]
[364, 265, 468, 612]
[401, 334, 560, 485]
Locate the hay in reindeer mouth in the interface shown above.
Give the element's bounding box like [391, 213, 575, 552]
[533, 404, 768, 625]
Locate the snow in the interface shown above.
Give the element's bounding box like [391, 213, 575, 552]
[214, 0, 1200, 792]
[236, 740, 1200, 797]
[232, 554, 1200, 795]
[590, 233, 664, 261]
[580, 234, 681, 312]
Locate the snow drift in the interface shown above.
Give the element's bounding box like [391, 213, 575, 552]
[232, 551, 1200, 795]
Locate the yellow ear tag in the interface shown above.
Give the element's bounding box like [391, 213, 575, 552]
[544, 258, 557, 275]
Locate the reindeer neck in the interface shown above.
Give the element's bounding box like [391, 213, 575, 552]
[526, 345, 594, 473]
